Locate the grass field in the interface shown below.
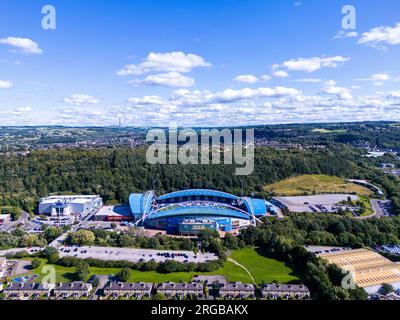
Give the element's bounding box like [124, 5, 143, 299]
[264, 174, 373, 196]
[229, 248, 299, 283]
[18, 259, 123, 283]
[311, 128, 348, 134]
[357, 195, 374, 217]
[16, 248, 298, 285]
[128, 260, 251, 283]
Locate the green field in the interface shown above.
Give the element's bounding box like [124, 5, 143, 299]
[264, 174, 373, 196]
[16, 248, 298, 285]
[311, 128, 348, 134]
[357, 195, 374, 217]
[127, 260, 251, 283]
[17, 259, 123, 283]
[229, 248, 299, 283]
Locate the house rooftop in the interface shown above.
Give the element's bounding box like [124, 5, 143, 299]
[261, 284, 310, 293]
[54, 281, 92, 291]
[220, 282, 255, 292]
[156, 282, 203, 291]
[104, 282, 153, 291]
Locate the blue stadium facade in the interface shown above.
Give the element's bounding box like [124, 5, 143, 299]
[129, 189, 278, 235]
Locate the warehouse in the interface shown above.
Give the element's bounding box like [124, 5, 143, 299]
[38, 195, 102, 217]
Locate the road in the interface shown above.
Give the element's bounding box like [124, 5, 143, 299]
[0, 211, 37, 232]
[370, 199, 383, 218]
[355, 199, 387, 220]
[0, 247, 42, 257]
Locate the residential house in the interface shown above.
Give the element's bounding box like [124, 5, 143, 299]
[53, 281, 92, 299]
[3, 282, 54, 299]
[103, 282, 153, 299]
[261, 284, 310, 299]
[156, 282, 203, 299]
[219, 282, 255, 298]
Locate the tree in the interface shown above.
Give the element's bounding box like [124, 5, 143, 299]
[41, 246, 59, 263]
[118, 268, 131, 282]
[67, 229, 95, 246]
[43, 227, 63, 243]
[379, 283, 394, 295]
[92, 277, 100, 287]
[1, 206, 22, 221]
[76, 261, 90, 281]
[20, 234, 47, 247]
[348, 287, 368, 300]
[223, 233, 239, 250]
[198, 229, 224, 256]
[31, 258, 41, 269]
[152, 293, 167, 300]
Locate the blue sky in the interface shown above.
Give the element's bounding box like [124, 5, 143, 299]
[1, 0, 400, 126]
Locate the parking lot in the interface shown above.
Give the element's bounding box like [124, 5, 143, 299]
[58, 246, 218, 263]
[273, 194, 359, 213]
[376, 199, 393, 216]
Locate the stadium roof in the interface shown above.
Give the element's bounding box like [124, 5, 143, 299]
[247, 198, 267, 216]
[146, 205, 251, 221]
[158, 189, 239, 201]
[129, 192, 155, 214]
[129, 193, 144, 215]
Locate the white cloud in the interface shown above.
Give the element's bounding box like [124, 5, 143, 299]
[234, 74, 258, 84]
[293, 78, 322, 83]
[109, 88, 400, 127]
[321, 80, 352, 100]
[6, 88, 400, 127]
[272, 70, 289, 78]
[334, 30, 358, 40]
[261, 75, 271, 81]
[64, 94, 99, 105]
[213, 86, 300, 102]
[15, 106, 32, 113]
[371, 73, 391, 82]
[127, 95, 166, 105]
[169, 86, 302, 107]
[358, 22, 400, 49]
[0, 37, 42, 54]
[274, 56, 350, 73]
[356, 73, 392, 86]
[388, 91, 400, 99]
[117, 51, 211, 76]
[1, 106, 33, 116]
[130, 72, 195, 87]
[0, 80, 14, 89]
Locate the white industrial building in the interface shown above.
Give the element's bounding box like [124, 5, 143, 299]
[0, 214, 11, 225]
[0, 257, 6, 278]
[38, 195, 102, 217]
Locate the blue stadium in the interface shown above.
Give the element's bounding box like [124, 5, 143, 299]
[129, 189, 279, 235]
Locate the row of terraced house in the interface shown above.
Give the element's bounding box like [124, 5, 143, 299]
[102, 281, 310, 300]
[2, 282, 93, 299]
[1, 281, 310, 300]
